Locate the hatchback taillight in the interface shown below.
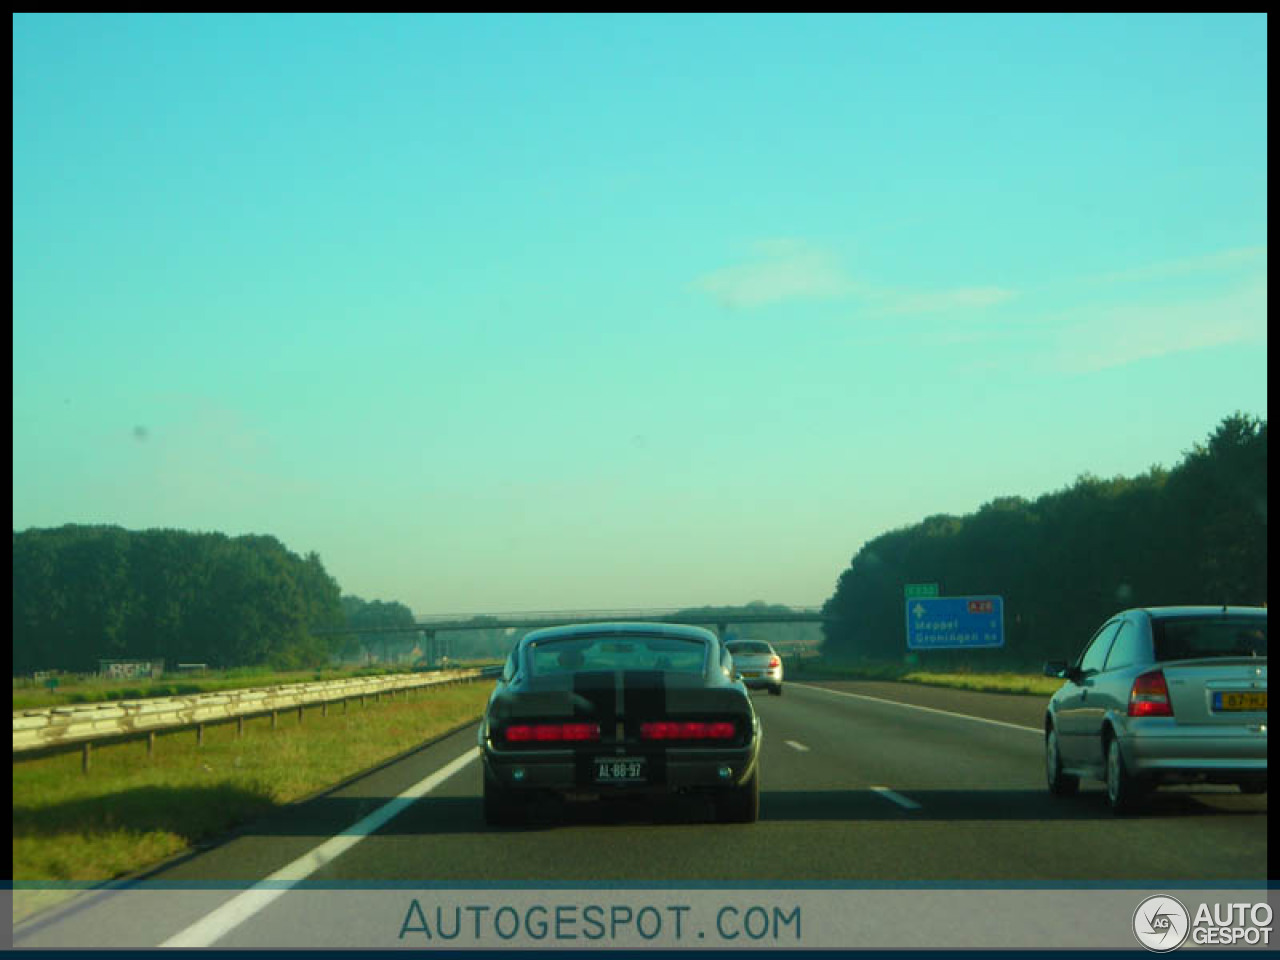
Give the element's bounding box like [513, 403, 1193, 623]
[641, 721, 736, 740]
[504, 722, 600, 743]
[1128, 670, 1173, 718]
[768, 657, 781, 668]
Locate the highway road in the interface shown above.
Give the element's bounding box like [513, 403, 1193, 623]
[13, 680, 1268, 949]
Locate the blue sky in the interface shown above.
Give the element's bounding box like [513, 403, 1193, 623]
[13, 14, 1268, 613]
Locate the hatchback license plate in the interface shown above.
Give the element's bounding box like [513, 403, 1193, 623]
[741, 671, 760, 678]
[595, 758, 646, 783]
[1213, 692, 1267, 712]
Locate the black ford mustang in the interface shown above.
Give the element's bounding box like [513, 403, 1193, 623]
[479, 622, 761, 825]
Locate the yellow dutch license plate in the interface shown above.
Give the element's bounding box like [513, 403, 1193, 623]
[1214, 692, 1267, 712]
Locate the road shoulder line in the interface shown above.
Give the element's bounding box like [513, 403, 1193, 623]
[870, 786, 922, 810]
[795, 682, 1042, 734]
[160, 748, 479, 948]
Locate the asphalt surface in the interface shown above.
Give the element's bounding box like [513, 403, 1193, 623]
[12, 680, 1268, 948]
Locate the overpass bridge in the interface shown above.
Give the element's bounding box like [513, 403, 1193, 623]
[313, 606, 835, 636]
[312, 606, 835, 663]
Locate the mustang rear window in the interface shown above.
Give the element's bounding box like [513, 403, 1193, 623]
[1152, 618, 1267, 662]
[530, 635, 706, 675]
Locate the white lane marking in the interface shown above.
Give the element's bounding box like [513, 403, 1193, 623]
[161, 748, 479, 948]
[796, 683, 1042, 734]
[785, 740, 810, 752]
[871, 785, 922, 810]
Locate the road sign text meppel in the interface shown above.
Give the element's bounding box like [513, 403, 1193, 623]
[906, 596, 1004, 649]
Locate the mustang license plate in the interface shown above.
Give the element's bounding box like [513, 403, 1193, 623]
[1213, 691, 1267, 712]
[594, 757, 646, 783]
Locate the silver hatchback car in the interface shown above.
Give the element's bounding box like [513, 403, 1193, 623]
[1043, 606, 1267, 813]
[726, 640, 784, 696]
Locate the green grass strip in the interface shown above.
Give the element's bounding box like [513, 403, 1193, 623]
[13, 681, 492, 902]
[794, 661, 1064, 697]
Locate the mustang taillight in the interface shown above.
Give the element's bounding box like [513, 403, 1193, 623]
[504, 722, 600, 743]
[641, 721, 736, 740]
[1128, 670, 1174, 718]
[768, 657, 781, 668]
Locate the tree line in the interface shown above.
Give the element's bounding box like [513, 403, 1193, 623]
[13, 414, 1265, 676]
[820, 413, 1268, 669]
[12, 527, 345, 674]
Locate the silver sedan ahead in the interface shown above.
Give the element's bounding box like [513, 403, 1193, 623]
[1043, 605, 1267, 814]
[726, 640, 784, 696]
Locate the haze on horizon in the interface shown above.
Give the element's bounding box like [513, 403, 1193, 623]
[12, 14, 1267, 615]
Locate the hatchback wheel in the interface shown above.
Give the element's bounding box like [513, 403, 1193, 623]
[1105, 737, 1147, 815]
[1045, 725, 1078, 797]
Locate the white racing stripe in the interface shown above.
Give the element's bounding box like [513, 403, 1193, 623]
[871, 785, 922, 810]
[784, 740, 810, 752]
[796, 683, 1042, 734]
[161, 748, 479, 948]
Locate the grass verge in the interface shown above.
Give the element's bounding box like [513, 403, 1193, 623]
[13, 680, 492, 921]
[794, 661, 1065, 697]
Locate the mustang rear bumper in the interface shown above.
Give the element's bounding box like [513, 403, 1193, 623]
[482, 741, 759, 792]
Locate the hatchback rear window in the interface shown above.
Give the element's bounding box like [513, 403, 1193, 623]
[726, 642, 772, 656]
[1152, 617, 1267, 662]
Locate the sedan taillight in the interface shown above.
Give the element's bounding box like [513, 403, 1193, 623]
[1128, 670, 1173, 718]
[504, 722, 600, 743]
[641, 721, 736, 740]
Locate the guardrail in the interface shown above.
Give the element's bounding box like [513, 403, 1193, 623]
[13, 667, 503, 762]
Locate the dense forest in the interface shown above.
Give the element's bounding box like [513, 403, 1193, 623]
[12, 528, 344, 673]
[821, 413, 1268, 669]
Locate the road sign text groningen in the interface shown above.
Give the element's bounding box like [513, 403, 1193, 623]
[905, 596, 1004, 649]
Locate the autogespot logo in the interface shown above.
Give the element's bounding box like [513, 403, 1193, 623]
[1133, 895, 1190, 952]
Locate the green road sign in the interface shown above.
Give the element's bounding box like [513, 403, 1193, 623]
[904, 583, 939, 598]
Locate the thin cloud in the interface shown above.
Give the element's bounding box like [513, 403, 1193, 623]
[1054, 278, 1267, 373]
[1087, 246, 1267, 286]
[693, 240, 1016, 316]
[871, 286, 1018, 316]
[694, 240, 858, 309]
